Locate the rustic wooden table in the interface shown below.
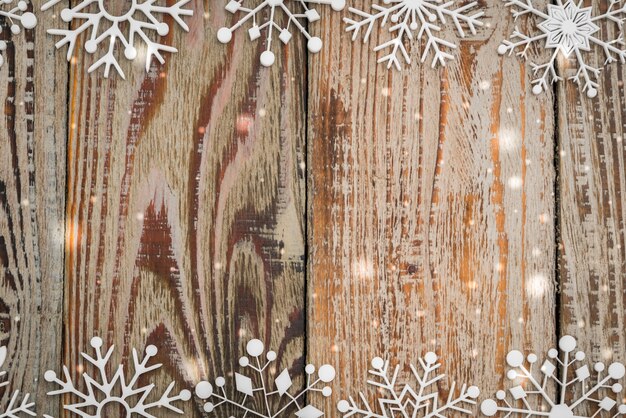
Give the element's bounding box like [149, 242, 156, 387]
[0, 0, 624, 416]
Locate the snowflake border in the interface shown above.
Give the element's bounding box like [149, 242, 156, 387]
[481, 335, 626, 417]
[216, 0, 346, 67]
[337, 353, 480, 418]
[41, 0, 193, 78]
[43, 336, 191, 418]
[195, 338, 336, 418]
[0, 346, 36, 418]
[343, 0, 484, 69]
[499, 0, 626, 97]
[0, 0, 37, 68]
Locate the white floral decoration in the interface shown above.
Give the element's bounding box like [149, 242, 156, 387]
[216, 0, 346, 67]
[481, 335, 626, 418]
[195, 338, 336, 418]
[337, 354, 480, 417]
[0, 0, 37, 67]
[41, 0, 192, 78]
[343, 0, 484, 69]
[499, 0, 626, 97]
[0, 346, 36, 418]
[43, 336, 191, 418]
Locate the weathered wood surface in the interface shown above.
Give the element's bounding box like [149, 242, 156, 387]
[308, 0, 558, 412]
[0, 3, 67, 415]
[52, 0, 308, 415]
[0, 0, 624, 416]
[557, 0, 626, 391]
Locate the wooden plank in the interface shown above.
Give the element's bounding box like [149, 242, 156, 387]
[59, 0, 307, 415]
[0, 4, 67, 415]
[557, 0, 626, 380]
[308, 0, 557, 412]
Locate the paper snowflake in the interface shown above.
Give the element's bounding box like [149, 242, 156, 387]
[499, 0, 626, 97]
[0, 346, 36, 418]
[41, 0, 192, 78]
[0, 0, 37, 67]
[481, 335, 626, 418]
[337, 354, 480, 417]
[43, 336, 191, 418]
[217, 0, 346, 67]
[195, 338, 336, 418]
[343, 0, 484, 69]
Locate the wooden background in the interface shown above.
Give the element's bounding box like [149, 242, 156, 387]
[0, 0, 625, 416]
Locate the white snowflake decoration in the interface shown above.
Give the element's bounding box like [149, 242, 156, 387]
[481, 335, 626, 418]
[217, 0, 346, 67]
[43, 336, 191, 418]
[343, 0, 484, 69]
[0, 0, 37, 67]
[0, 346, 36, 418]
[41, 0, 192, 78]
[337, 354, 480, 417]
[499, 0, 626, 97]
[195, 338, 336, 418]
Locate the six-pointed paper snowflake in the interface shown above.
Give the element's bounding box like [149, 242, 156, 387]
[0, 0, 37, 67]
[343, 0, 484, 69]
[481, 335, 626, 418]
[40, 0, 192, 78]
[499, 0, 626, 97]
[337, 353, 480, 417]
[195, 338, 336, 418]
[43, 336, 191, 418]
[0, 346, 36, 418]
[217, 0, 346, 67]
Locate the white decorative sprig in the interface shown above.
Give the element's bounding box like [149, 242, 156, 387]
[195, 338, 335, 418]
[499, 0, 626, 97]
[481, 335, 626, 418]
[41, 0, 192, 78]
[0, 0, 37, 67]
[337, 354, 480, 417]
[217, 0, 346, 67]
[0, 346, 36, 418]
[43, 336, 191, 418]
[344, 0, 484, 69]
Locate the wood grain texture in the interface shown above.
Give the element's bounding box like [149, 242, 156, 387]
[557, 0, 626, 375]
[2, 0, 626, 416]
[308, 0, 558, 412]
[57, 0, 308, 415]
[0, 4, 67, 415]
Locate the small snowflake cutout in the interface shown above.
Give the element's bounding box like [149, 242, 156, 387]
[499, 0, 626, 97]
[217, 0, 346, 67]
[41, 0, 192, 78]
[43, 336, 191, 418]
[0, 346, 36, 418]
[343, 0, 484, 69]
[481, 335, 626, 418]
[0, 0, 37, 67]
[195, 338, 336, 417]
[337, 354, 480, 417]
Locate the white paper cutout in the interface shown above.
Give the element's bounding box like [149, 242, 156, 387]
[43, 336, 191, 418]
[0, 346, 36, 418]
[0, 0, 37, 68]
[481, 335, 626, 418]
[337, 354, 480, 417]
[195, 338, 335, 417]
[217, 0, 346, 67]
[344, 0, 484, 69]
[499, 0, 626, 97]
[41, 0, 192, 78]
